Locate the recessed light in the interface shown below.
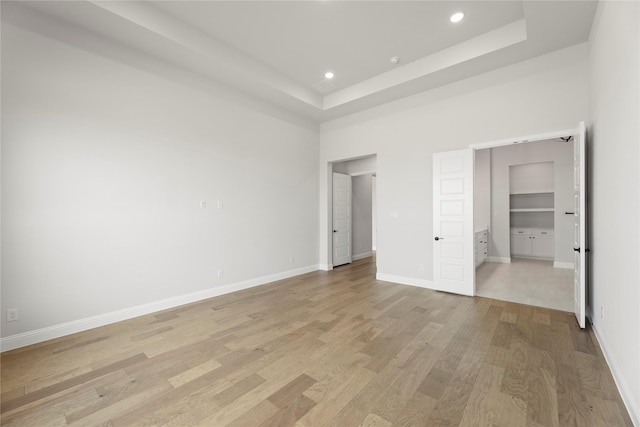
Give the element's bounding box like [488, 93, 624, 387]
[450, 12, 464, 23]
[324, 71, 334, 79]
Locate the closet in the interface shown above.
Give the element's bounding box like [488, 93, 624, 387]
[473, 131, 582, 318]
[473, 139, 574, 268]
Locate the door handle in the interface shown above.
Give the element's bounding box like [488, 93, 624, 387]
[574, 247, 581, 252]
[434, 236, 443, 241]
[333, 230, 338, 233]
[565, 212, 575, 215]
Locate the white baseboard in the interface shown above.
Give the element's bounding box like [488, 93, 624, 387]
[487, 256, 511, 263]
[352, 251, 373, 261]
[0, 264, 320, 352]
[318, 263, 332, 271]
[376, 273, 434, 290]
[591, 323, 640, 426]
[553, 261, 574, 269]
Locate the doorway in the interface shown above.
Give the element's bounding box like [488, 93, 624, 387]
[434, 123, 587, 327]
[330, 155, 377, 269]
[471, 133, 580, 314]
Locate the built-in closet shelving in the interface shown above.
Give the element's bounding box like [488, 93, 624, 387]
[509, 190, 554, 259]
[509, 191, 554, 213]
[508, 161, 557, 260]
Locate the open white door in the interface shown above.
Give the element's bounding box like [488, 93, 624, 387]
[573, 122, 587, 328]
[333, 172, 352, 267]
[433, 149, 474, 296]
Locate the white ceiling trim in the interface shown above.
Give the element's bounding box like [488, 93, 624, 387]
[4, 1, 597, 123]
[90, 0, 323, 109]
[324, 19, 527, 110]
[33, 1, 530, 114]
[91, 1, 527, 111]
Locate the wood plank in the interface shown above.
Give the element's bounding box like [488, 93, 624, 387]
[297, 367, 375, 426]
[267, 374, 317, 408]
[258, 394, 316, 427]
[458, 363, 503, 426]
[1, 353, 147, 414]
[359, 413, 393, 427]
[526, 367, 559, 427]
[222, 399, 279, 427]
[390, 390, 436, 427]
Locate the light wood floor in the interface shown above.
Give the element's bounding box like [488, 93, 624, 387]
[1, 257, 632, 426]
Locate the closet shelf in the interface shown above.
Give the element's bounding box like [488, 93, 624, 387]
[509, 190, 554, 195]
[510, 208, 554, 212]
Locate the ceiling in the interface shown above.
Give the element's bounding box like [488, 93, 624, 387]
[6, 1, 598, 123]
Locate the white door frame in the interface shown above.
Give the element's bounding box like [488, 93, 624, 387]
[325, 156, 377, 270]
[468, 124, 586, 319]
[469, 127, 577, 151]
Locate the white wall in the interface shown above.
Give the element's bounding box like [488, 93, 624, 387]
[352, 175, 373, 259]
[588, 1, 640, 423]
[319, 43, 588, 284]
[474, 149, 491, 233]
[489, 140, 574, 265]
[1, 20, 319, 344]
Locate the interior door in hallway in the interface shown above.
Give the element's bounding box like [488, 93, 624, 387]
[573, 121, 587, 328]
[433, 149, 474, 296]
[333, 172, 352, 267]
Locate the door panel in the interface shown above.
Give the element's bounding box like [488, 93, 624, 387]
[573, 122, 587, 328]
[433, 149, 474, 296]
[531, 235, 554, 258]
[441, 178, 464, 194]
[441, 264, 465, 281]
[510, 234, 531, 257]
[333, 172, 352, 267]
[441, 221, 463, 236]
[441, 242, 464, 259]
[440, 200, 464, 215]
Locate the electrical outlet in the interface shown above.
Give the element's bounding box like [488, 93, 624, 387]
[289, 256, 295, 264]
[6, 308, 19, 322]
[217, 201, 223, 209]
[217, 269, 224, 279]
[600, 306, 604, 319]
[419, 264, 425, 272]
[199, 200, 206, 208]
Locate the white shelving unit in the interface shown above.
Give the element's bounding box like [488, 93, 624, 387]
[509, 191, 554, 260]
[509, 191, 554, 229]
[509, 191, 554, 210]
